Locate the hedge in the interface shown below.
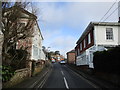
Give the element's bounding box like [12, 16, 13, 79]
[93, 45, 120, 74]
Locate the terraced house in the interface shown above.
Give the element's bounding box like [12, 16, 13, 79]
[75, 22, 120, 68]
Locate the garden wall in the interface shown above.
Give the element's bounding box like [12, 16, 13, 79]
[3, 68, 31, 88]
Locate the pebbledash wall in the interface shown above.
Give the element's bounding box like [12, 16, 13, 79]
[75, 22, 120, 68]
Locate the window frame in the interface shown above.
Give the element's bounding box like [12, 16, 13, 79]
[80, 43, 82, 51]
[84, 39, 86, 48]
[106, 28, 113, 40]
[88, 33, 91, 44]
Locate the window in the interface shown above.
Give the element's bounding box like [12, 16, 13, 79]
[33, 45, 38, 58]
[88, 33, 91, 44]
[77, 48, 80, 55]
[75, 51, 77, 56]
[80, 43, 82, 51]
[17, 23, 25, 32]
[84, 39, 86, 48]
[106, 28, 113, 40]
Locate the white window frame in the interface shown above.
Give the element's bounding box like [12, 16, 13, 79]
[80, 43, 82, 51]
[88, 33, 91, 44]
[33, 45, 38, 59]
[84, 39, 86, 48]
[106, 28, 113, 40]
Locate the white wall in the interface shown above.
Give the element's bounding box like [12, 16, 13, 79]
[31, 22, 44, 61]
[118, 26, 120, 45]
[76, 51, 88, 66]
[40, 50, 46, 60]
[94, 25, 119, 46]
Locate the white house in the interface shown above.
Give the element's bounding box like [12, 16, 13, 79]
[75, 22, 120, 68]
[15, 7, 46, 61]
[31, 21, 46, 61]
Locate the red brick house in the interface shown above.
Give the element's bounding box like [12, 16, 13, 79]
[66, 50, 75, 64]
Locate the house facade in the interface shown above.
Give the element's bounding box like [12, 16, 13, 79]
[75, 22, 120, 68]
[0, 31, 3, 63]
[30, 21, 46, 61]
[66, 50, 75, 64]
[16, 8, 46, 62]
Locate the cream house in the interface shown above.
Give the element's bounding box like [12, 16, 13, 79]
[75, 22, 120, 68]
[31, 21, 46, 61]
[15, 7, 46, 61]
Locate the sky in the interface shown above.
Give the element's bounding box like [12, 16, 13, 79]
[30, 1, 118, 57]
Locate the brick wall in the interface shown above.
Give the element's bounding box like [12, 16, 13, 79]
[67, 52, 75, 64]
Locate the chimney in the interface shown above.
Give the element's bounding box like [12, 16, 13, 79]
[118, 1, 120, 22]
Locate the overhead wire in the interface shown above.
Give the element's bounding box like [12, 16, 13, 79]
[99, 0, 118, 22]
[103, 2, 120, 22]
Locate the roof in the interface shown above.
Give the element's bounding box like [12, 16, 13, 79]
[5, 6, 43, 40]
[67, 49, 75, 54]
[35, 21, 44, 40]
[92, 22, 120, 26]
[76, 22, 120, 44]
[4, 6, 37, 19]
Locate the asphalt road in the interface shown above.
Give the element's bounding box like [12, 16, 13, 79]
[42, 62, 98, 89]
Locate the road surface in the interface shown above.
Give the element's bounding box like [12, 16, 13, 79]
[42, 62, 98, 89]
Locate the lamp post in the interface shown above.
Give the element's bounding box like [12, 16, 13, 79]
[47, 47, 50, 60]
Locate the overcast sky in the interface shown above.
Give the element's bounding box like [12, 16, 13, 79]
[31, 1, 118, 57]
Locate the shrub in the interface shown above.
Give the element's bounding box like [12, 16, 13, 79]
[0, 65, 15, 82]
[93, 45, 120, 75]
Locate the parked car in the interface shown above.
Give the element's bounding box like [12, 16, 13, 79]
[60, 60, 66, 65]
[52, 59, 55, 63]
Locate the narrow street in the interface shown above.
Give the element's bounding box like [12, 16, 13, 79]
[42, 62, 98, 89]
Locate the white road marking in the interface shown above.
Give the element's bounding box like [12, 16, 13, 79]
[38, 68, 52, 88]
[30, 71, 48, 88]
[64, 65, 99, 88]
[63, 77, 69, 89]
[61, 70, 64, 76]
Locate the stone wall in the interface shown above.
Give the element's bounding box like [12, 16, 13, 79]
[32, 60, 46, 76]
[3, 68, 31, 88]
[32, 65, 43, 76]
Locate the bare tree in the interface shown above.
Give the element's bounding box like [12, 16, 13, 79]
[2, 2, 37, 65]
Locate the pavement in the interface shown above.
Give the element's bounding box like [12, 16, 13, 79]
[7, 64, 53, 89]
[66, 64, 120, 89]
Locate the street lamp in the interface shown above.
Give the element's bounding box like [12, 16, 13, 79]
[47, 47, 50, 60]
